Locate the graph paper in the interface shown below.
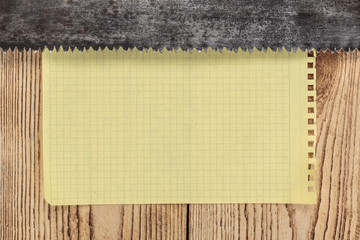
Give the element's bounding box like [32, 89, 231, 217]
[42, 48, 316, 205]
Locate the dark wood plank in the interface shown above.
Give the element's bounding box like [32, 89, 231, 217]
[1, 0, 360, 50]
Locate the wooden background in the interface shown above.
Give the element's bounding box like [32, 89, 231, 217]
[1, 50, 359, 239]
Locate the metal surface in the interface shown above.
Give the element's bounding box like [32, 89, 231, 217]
[0, 0, 360, 50]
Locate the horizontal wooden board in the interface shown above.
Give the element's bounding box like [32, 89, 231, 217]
[1, 0, 360, 50]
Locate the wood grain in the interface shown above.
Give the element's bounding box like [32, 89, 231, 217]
[1, 50, 359, 239]
[189, 51, 360, 240]
[0, 50, 187, 240]
[2, 0, 360, 50]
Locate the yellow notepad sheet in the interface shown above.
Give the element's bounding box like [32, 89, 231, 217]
[43, 48, 316, 205]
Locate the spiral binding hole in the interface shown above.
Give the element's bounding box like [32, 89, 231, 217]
[307, 50, 315, 194]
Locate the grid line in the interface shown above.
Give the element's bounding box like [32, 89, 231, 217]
[42, 48, 316, 205]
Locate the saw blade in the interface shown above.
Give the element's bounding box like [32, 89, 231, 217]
[0, 0, 359, 51]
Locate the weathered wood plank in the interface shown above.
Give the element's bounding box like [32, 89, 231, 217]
[0, 49, 187, 240]
[188, 51, 360, 240]
[1, 0, 360, 50]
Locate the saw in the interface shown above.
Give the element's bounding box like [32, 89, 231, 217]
[0, 0, 359, 50]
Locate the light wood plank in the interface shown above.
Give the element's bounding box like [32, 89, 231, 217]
[189, 51, 360, 240]
[1, 49, 359, 239]
[0, 49, 187, 240]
